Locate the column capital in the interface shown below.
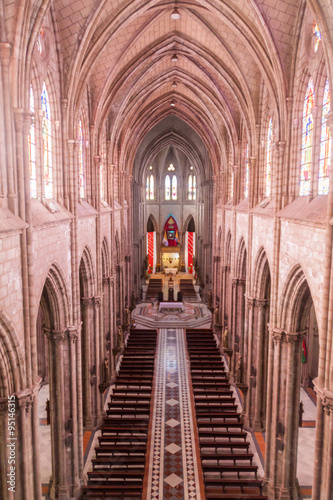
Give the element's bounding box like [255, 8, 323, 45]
[50, 329, 66, 343]
[93, 295, 102, 308]
[13, 108, 25, 132]
[66, 326, 78, 343]
[312, 380, 333, 413]
[325, 111, 333, 131]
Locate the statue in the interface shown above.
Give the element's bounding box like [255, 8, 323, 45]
[207, 290, 212, 308]
[214, 306, 219, 324]
[130, 291, 136, 311]
[299, 401, 304, 427]
[45, 399, 50, 425]
[223, 327, 229, 349]
[235, 354, 242, 383]
[103, 356, 110, 382]
[117, 325, 123, 348]
[124, 305, 131, 326]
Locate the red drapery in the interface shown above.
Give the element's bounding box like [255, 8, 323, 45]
[188, 232, 193, 272]
[148, 232, 154, 271]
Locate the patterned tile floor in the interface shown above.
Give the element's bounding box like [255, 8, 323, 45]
[147, 329, 201, 500]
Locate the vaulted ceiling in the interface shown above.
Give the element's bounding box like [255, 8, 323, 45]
[8, 0, 333, 173]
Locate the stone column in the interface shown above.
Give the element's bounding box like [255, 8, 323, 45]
[80, 298, 93, 429]
[232, 279, 246, 376]
[48, 330, 68, 500]
[265, 330, 304, 500]
[253, 299, 268, 431]
[93, 296, 103, 424]
[67, 328, 80, 496]
[244, 297, 254, 425]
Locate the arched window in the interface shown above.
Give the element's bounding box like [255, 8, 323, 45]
[300, 77, 314, 196]
[265, 118, 273, 197]
[165, 175, 171, 200]
[78, 119, 85, 198]
[146, 175, 154, 200]
[313, 21, 321, 53]
[41, 82, 52, 198]
[188, 175, 196, 200]
[172, 175, 177, 200]
[29, 85, 37, 198]
[244, 143, 249, 198]
[150, 174, 154, 199]
[319, 80, 331, 195]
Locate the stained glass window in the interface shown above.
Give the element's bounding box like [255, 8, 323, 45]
[266, 118, 273, 197]
[188, 175, 197, 200]
[319, 79, 331, 194]
[146, 175, 154, 200]
[245, 143, 249, 198]
[29, 85, 37, 198]
[78, 119, 85, 198]
[165, 175, 171, 200]
[313, 21, 321, 53]
[172, 175, 177, 200]
[188, 175, 193, 200]
[300, 78, 314, 196]
[41, 82, 52, 198]
[150, 174, 154, 200]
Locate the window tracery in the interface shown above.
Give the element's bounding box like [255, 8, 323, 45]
[300, 77, 314, 196]
[319, 79, 331, 195]
[41, 82, 53, 198]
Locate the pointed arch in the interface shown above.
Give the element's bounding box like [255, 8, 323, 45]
[79, 246, 96, 297]
[236, 237, 247, 279]
[184, 214, 195, 232]
[280, 265, 317, 332]
[0, 313, 25, 397]
[101, 238, 110, 279]
[253, 246, 271, 299]
[225, 230, 232, 268]
[39, 263, 71, 330]
[147, 213, 158, 232]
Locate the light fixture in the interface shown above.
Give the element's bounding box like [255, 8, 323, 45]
[171, 7, 181, 20]
[172, 81, 178, 88]
[190, 166, 194, 170]
[170, 100, 176, 107]
[168, 164, 175, 171]
[149, 165, 153, 170]
[171, 54, 178, 62]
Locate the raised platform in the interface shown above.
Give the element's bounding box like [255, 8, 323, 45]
[133, 301, 211, 328]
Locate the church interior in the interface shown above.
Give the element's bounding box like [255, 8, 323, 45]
[1, 0, 333, 499]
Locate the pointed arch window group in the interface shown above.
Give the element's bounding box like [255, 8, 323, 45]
[188, 174, 196, 200]
[165, 175, 177, 200]
[265, 118, 273, 197]
[41, 82, 53, 198]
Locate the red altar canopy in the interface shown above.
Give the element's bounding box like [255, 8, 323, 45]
[162, 216, 179, 247]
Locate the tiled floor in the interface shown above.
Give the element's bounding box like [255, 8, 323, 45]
[146, 329, 201, 499]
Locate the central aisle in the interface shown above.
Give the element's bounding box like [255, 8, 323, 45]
[146, 329, 202, 499]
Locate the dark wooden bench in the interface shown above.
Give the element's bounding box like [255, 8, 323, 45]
[202, 463, 258, 479]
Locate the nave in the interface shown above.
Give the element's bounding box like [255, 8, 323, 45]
[82, 327, 268, 500]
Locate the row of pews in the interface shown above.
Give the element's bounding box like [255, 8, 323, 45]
[186, 328, 267, 500]
[180, 279, 197, 300]
[82, 329, 157, 499]
[146, 278, 162, 299]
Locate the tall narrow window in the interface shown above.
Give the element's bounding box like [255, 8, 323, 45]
[100, 161, 105, 200]
[146, 175, 154, 200]
[41, 82, 52, 198]
[300, 78, 314, 196]
[78, 119, 85, 198]
[172, 175, 177, 200]
[150, 174, 154, 200]
[313, 21, 321, 53]
[188, 175, 197, 200]
[188, 175, 193, 200]
[29, 85, 37, 198]
[319, 80, 331, 194]
[146, 176, 150, 199]
[165, 175, 171, 200]
[244, 143, 249, 198]
[265, 118, 273, 197]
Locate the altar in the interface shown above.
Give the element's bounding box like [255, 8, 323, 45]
[165, 268, 177, 275]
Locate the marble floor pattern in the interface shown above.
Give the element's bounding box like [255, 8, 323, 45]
[146, 328, 201, 500]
